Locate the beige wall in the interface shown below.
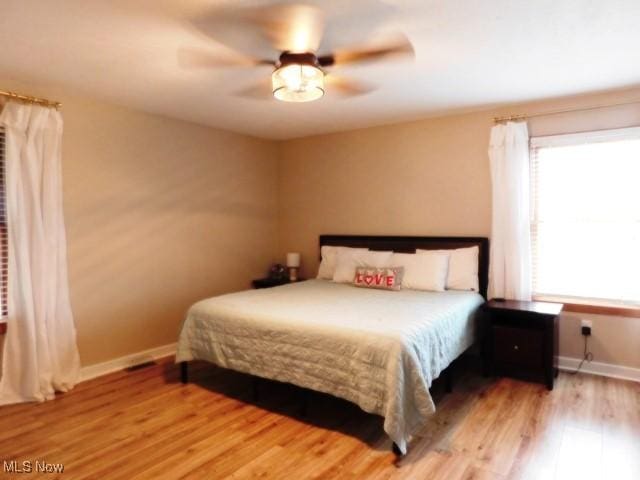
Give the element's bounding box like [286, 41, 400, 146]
[1, 78, 638, 372]
[278, 87, 640, 370]
[277, 111, 493, 275]
[1, 79, 279, 367]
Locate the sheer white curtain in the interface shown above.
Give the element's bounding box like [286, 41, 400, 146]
[0, 101, 80, 405]
[488, 121, 532, 301]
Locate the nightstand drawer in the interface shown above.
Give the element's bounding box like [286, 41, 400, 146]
[493, 326, 543, 369]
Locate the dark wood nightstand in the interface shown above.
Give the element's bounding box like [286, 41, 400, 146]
[251, 277, 306, 289]
[252, 277, 289, 289]
[482, 299, 563, 390]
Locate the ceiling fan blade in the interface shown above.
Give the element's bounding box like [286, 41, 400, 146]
[190, 3, 325, 61]
[177, 47, 274, 69]
[234, 78, 274, 101]
[325, 75, 376, 98]
[250, 3, 325, 53]
[315, 0, 401, 54]
[320, 33, 414, 67]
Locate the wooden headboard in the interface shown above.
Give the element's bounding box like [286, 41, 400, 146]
[319, 235, 490, 299]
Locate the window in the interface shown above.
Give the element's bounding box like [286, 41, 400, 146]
[530, 127, 640, 308]
[0, 126, 6, 332]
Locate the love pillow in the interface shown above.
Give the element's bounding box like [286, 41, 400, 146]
[353, 266, 404, 291]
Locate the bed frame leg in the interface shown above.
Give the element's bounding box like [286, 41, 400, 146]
[180, 361, 189, 384]
[444, 367, 453, 393]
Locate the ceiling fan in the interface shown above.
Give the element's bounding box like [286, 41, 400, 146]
[181, 2, 414, 102]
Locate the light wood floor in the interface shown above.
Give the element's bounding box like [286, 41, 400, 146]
[1, 358, 638, 479]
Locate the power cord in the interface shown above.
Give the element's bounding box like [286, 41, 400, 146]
[568, 334, 594, 375]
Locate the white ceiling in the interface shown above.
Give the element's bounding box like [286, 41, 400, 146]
[1, 0, 639, 139]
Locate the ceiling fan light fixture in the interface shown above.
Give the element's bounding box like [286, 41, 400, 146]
[272, 60, 324, 102]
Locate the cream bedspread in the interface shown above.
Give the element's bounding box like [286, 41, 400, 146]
[176, 279, 483, 453]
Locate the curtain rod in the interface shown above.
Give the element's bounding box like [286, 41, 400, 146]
[493, 98, 640, 123]
[0, 89, 62, 109]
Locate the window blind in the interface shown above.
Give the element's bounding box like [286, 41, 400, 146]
[530, 127, 640, 306]
[0, 127, 6, 320]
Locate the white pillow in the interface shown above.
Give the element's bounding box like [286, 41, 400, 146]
[317, 246, 367, 280]
[391, 251, 449, 292]
[333, 250, 394, 284]
[418, 246, 479, 291]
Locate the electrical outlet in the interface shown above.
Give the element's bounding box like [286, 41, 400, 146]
[581, 319, 593, 336]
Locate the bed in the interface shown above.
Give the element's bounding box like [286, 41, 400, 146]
[176, 235, 489, 454]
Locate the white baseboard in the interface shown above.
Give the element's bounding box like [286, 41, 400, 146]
[79, 343, 176, 383]
[558, 356, 640, 383]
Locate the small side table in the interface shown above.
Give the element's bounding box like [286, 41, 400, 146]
[482, 299, 563, 390]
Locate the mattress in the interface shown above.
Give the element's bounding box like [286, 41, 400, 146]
[176, 279, 483, 453]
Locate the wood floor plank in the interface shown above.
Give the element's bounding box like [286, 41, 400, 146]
[508, 376, 573, 480]
[1, 357, 638, 479]
[470, 380, 540, 475]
